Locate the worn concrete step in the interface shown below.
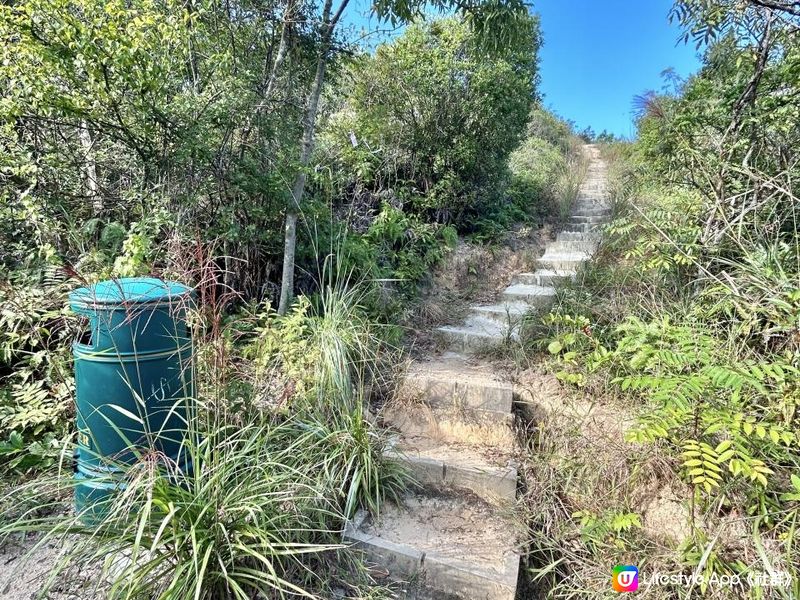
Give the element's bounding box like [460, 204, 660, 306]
[546, 240, 598, 254]
[572, 206, 611, 219]
[562, 222, 599, 233]
[398, 354, 514, 416]
[386, 435, 517, 502]
[557, 231, 598, 243]
[539, 251, 590, 271]
[572, 211, 608, 220]
[513, 269, 575, 287]
[470, 301, 532, 325]
[571, 214, 606, 224]
[345, 494, 520, 599]
[501, 283, 556, 306]
[573, 209, 606, 217]
[435, 316, 516, 353]
[572, 205, 610, 216]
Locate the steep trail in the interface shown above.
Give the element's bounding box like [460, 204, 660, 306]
[345, 145, 611, 599]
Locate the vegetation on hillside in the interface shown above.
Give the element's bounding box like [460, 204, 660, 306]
[524, 2, 800, 597]
[7, 0, 793, 597]
[0, 0, 581, 595]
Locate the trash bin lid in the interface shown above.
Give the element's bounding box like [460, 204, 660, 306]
[69, 277, 193, 309]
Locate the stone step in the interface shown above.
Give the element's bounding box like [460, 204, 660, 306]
[546, 240, 598, 254]
[562, 221, 600, 233]
[470, 301, 532, 325]
[572, 210, 609, 220]
[386, 434, 517, 502]
[513, 269, 575, 287]
[500, 283, 556, 306]
[387, 358, 517, 503]
[384, 397, 513, 436]
[435, 316, 516, 353]
[572, 205, 610, 216]
[570, 214, 606, 224]
[398, 354, 514, 416]
[557, 231, 598, 243]
[345, 494, 520, 599]
[539, 251, 590, 271]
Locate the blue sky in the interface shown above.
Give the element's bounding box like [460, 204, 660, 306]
[342, 0, 702, 138]
[535, 0, 701, 138]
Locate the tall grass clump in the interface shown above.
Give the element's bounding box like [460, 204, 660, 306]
[299, 257, 407, 516]
[3, 421, 347, 599]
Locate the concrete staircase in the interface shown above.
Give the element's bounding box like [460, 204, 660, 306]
[434, 149, 610, 354]
[345, 145, 611, 599]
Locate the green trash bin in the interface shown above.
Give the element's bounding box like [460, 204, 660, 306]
[69, 277, 194, 519]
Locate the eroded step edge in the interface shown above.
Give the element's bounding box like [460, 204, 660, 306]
[345, 503, 519, 600]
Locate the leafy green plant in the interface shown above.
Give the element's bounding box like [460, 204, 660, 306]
[0, 274, 76, 474]
[318, 16, 541, 230]
[548, 313, 798, 507]
[573, 509, 642, 551]
[604, 186, 702, 278]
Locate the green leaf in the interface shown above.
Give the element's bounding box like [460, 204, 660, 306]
[715, 440, 732, 453]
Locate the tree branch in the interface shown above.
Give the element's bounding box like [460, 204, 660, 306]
[747, 0, 800, 18]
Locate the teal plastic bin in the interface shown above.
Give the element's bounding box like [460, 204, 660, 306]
[69, 277, 194, 518]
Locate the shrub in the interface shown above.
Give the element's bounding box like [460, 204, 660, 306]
[524, 107, 575, 155]
[1, 264, 406, 598]
[296, 203, 457, 318]
[0, 272, 76, 473]
[318, 16, 541, 229]
[507, 137, 578, 223]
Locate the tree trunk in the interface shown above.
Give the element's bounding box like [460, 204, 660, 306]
[79, 121, 101, 215]
[277, 0, 349, 315]
[278, 209, 299, 313]
[240, 0, 296, 155]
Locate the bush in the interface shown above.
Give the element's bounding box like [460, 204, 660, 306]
[507, 137, 567, 220]
[506, 119, 586, 226]
[524, 107, 575, 155]
[317, 16, 541, 230]
[295, 202, 457, 319]
[0, 272, 76, 473]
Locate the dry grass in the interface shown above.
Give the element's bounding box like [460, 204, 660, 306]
[511, 362, 708, 599]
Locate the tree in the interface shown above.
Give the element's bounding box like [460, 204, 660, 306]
[316, 16, 540, 226]
[0, 0, 317, 295]
[640, 0, 800, 265]
[276, 0, 533, 314]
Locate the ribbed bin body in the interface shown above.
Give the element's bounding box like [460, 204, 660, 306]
[69, 278, 194, 518]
